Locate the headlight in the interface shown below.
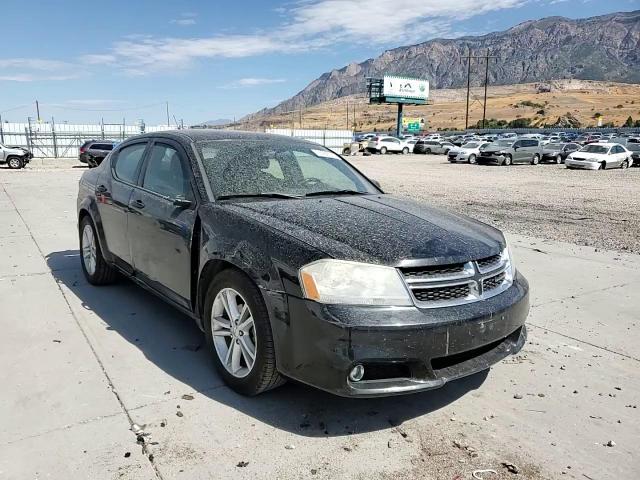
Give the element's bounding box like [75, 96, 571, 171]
[299, 259, 412, 306]
[499, 150, 507, 154]
[503, 241, 516, 280]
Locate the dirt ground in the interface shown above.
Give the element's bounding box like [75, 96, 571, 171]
[350, 154, 640, 254]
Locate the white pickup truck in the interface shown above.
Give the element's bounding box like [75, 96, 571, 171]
[0, 143, 32, 169]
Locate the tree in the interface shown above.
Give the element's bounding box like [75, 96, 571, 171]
[624, 116, 634, 127]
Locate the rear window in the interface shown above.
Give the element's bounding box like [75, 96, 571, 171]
[91, 143, 114, 151]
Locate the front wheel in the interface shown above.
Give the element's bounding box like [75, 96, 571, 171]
[503, 155, 512, 166]
[402, 147, 409, 154]
[468, 154, 476, 164]
[531, 154, 540, 165]
[621, 159, 629, 169]
[425, 148, 432, 154]
[556, 154, 563, 164]
[79, 216, 118, 285]
[204, 269, 285, 396]
[380, 147, 388, 155]
[7, 157, 24, 169]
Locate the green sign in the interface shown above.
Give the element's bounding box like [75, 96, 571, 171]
[406, 122, 421, 132]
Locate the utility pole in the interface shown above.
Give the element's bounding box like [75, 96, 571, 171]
[346, 102, 349, 130]
[165, 101, 170, 126]
[481, 50, 496, 129]
[35, 100, 41, 122]
[463, 50, 472, 130]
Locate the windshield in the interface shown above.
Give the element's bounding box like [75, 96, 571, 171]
[493, 140, 514, 147]
[462, 142, 478, 148]
[547, 143, 564, 149]
[580, 144, 608, 154]
[196, 139, 379, 199]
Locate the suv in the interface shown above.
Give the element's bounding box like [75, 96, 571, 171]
[79, 140, 118, 167]
[366, 136, 410, 154]
[478, 138, 543, 166]
[414, 140, 455, 155]
[0, 143, 32, 169]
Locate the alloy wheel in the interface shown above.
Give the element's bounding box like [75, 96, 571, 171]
[211, 288, 257, 378]
[556, 155, 562, 164]
[81, 224, 97, 276]
[8, 158, 22, 169]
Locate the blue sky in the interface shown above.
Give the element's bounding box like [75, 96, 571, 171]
[0, 0, 636, 125]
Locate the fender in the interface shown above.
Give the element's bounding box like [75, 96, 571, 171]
[77, 195, 115, 264]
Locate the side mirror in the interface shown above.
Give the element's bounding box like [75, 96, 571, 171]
[173, 197, 193, 208]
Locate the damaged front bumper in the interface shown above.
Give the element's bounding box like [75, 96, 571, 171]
[273, 272, 529, 397]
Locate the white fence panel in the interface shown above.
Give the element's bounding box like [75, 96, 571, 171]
[265, 128, 353, 153]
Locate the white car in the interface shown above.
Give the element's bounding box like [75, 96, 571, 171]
[366, 136, 410, 154]
[447, 142, 491, 164]
[565, 143, 632, 170]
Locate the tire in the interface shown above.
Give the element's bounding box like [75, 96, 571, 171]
[79, 216, 118, 285]
[7, 157, 24, 169]
[531, 154, 540, 165]
[468, 154, 477, 164]
[503, 155, 512, 166]
[599, 162, 605, 170]
[380, 147, 387, 155]
[402, 147, 409, 154]
[425, 148, 432, 154]
[556, 154, 563, 164]
[621, 159, 629, 169]
[204, 269, 285, 396]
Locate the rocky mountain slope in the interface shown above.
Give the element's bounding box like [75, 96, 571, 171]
[247, 10, 639, 119]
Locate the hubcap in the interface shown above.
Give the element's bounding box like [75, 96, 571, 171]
[9, 158, 20, 168]
[211, 288, 257, 378]
[81, 224, 97, 276]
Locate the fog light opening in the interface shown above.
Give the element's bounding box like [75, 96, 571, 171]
[349, 364, 365, 382]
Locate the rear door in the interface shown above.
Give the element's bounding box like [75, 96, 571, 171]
[127, 139, 197, 308]
[97, 140, 149, 269]
[512, 140, 524, 162]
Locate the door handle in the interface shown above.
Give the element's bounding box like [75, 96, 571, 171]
[132, 199, 145, 209]
[96, 184, 107, 194]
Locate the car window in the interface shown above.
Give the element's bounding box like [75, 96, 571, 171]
[142, 143, 192, 199]
[196, 139, 378, 198]
[513, 141, 522, 148]
[92, 143, 114, 151]
[113, 143, 147, 184]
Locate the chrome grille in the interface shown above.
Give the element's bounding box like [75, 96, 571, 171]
[483, 272, 506, 292]
[399, 251, 511, 308]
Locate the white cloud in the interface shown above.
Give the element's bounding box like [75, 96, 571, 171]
[0, 58, 80, 82]
[2, 1, 530, 78]
[221, 78, 287, 88]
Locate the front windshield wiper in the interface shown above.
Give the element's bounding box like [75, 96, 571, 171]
[216, 192, 302, 200]
[304, 189, 369, 197]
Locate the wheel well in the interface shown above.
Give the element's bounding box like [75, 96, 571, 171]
[197, 259, 246, 326]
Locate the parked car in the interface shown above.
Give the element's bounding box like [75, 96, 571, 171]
[0, 143, 32, 169]
[478, 138, 543, 166]
[574, 134, 601, 145]
[414, 140, 455, 155]
[541, 142, 581, 164]
[405, 138, 419, 153]
[366, 136, 410, 154]
[565, 143, 632, 170]
[447, 142, 490, 164]
[625, 142, 640, 166]
[76, 130, 529, 397]
[79, 140, 118, 167]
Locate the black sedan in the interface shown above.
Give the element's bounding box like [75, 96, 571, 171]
[77, 130, 529, 397]
[541, 142, 581, 164]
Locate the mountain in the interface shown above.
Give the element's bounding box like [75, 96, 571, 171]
[248, 11, 639, 119]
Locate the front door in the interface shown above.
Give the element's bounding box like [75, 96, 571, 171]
[96, 141, 148, 268]
[127, 140, 197, 308]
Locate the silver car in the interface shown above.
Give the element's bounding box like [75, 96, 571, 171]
[478, 138, 543, 166]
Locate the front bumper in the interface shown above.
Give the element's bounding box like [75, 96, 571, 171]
[565, 158, 600, 170]
[275, 272, 529, 397]
[477, 154, 503, 164]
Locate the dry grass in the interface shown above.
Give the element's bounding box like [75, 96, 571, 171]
[240, 80, 640, 131]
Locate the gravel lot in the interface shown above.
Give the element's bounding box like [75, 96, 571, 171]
[351, 154, 640, 253]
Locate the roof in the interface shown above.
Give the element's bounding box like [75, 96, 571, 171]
[135, 129, 306, 144]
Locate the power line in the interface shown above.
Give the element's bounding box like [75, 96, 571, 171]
[461, 49, 497, 129]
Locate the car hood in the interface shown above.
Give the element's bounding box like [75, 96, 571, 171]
[223, 195, 503, 266]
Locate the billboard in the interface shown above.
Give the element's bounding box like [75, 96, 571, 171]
[402, 117, 425, 132]
[383, 76, 429, 102]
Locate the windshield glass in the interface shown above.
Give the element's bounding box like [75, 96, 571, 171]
[196, 139, 379, 198]
[462, 142, 478, 148]
[580, 144, 608, 154]
[493, 140, 513, 147]
[547, 143, 564, 149]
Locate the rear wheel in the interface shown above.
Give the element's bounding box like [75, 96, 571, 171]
[79, 216, 118, 285]
[468, 154, 477, 164]
[380, 147, 387, 155]
[204, 269, 285, 396]
[7, 157, 24, 169]
[621, 159, 629, 169]
[503, 155, 512, 166]
[425, 148, 432, 154]
[556, 154, 563, 164]
[531, 154, 540, 165]
[402, 147, 409, 154]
